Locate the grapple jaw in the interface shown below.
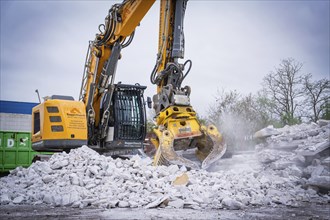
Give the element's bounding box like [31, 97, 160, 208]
[198, 125, 227, 169]
[153, 129, 200, 170]
[153, 124, 226, 170]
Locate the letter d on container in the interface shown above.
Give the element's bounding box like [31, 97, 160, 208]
[7, 139, 14, 148]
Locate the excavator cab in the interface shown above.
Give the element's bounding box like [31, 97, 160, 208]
[103, 83, 147, 151]
[32, 84, 147, 154]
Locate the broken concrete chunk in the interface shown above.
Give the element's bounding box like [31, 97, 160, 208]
[308, 176, 330, 190]
[0, 194, 11, 205]
[221, 197, 243, 210]
[89, 166, 100, 176]
[321, 157, 330, 167]
[192, 195, 204, 204]
[50, 159, 69, 169]
[317, 119, 330, 127]
[297, 141, 330, 156]
[133, 160, 140, 168]
[85, 183, 96, 189]
[167, 165, 180, 174]
[118, 201, 129, 208]
[62, 193, 72, 206]
[35, 162, 53, 174]
[43, 193, 53, 204]
[13, 196, 24, 204]
[42, 175, 53, 183]
[271, 160, 295, 170]
[145, 195, 169, 209]
[311, 165, 325, 178]
[168, 199, 184, 208]
[53, 194, 63, 206]
[108, 200, 119, 208]
[254, 125, 281, 139]
[287, 165, 303, 178]
[69, 173, 79, 185]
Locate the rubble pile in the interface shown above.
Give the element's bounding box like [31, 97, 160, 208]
[256, 120, 330, 193]
[1, 141, 329, 210]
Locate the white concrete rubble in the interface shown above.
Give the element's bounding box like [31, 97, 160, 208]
[255, 120, 330, 193]
[1, 121, 329, 210]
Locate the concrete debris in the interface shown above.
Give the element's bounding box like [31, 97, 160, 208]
[221, 197, 244, 210]
[318, 119, 330, 127]
[296, 141, 330, 156]
[321, 157, 330, 166]
[308, 176, 330, 190]
[145, 195, 169, 209]
[0, 121, 329, 210]
[168, 198, 185, 208]
[255, 121, 330, 194]
[0, 145, 325, 209]
[0, 194, 11, 205]
[253, 125, 282, 139]
[13, 196, 24, 204]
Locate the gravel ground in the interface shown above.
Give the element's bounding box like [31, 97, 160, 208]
[0, 203, 329, 220]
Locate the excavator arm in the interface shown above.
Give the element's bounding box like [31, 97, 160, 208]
[150, 0, 226, 169]
[78, 0, 155, 148]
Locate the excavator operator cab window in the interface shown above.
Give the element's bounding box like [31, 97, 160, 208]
[113, 84, 146, 142]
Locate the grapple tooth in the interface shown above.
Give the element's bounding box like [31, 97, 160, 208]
[201, 125, 227, 169]
[201, 143, 227, 169]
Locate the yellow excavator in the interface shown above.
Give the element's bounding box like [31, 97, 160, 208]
[31, 0, 226, 169]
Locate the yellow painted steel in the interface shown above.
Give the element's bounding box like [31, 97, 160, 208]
[156, 0, 175, 93]
[31, 99, 87, 143]
[152, 116, 226, 169]
[90, 46, 111, 126]
[82, 0, 155, 127]
[151, 1, 226, 169]
[115, 0, 156, 37]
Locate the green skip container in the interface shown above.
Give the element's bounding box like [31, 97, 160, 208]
[0, 131, 52, 172]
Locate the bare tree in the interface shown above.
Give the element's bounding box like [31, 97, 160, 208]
[303, 75, 330, 122]
[263, 58, 306, 125]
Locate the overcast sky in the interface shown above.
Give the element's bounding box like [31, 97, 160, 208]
[1, 0, 329, 117]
